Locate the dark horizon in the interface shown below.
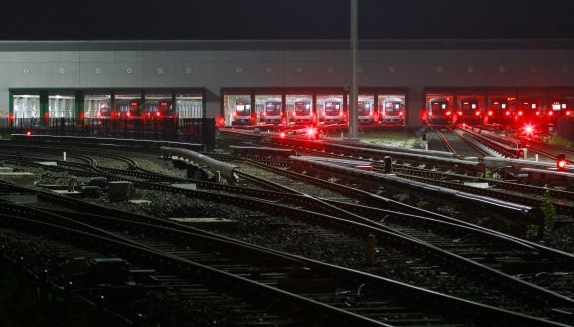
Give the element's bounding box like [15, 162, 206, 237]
[1, 0, 572, 41]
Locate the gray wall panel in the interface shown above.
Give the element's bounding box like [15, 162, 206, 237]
[0, 39, 573, 128]
[0, 90, 8, 118]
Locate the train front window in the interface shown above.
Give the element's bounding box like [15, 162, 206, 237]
[551, 102, 564, 111]
[357, 102, 370, 115]
[236, 102, 251, 116]
[325, 103, 340, 115]
[385, 102, 400, 114]
[295, 102, 311, 115]
[265, 102, 282, 115]
[460, 101, 476, 112]
[431, 103, 445, 111]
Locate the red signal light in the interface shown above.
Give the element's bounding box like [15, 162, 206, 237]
[557, 154, 567, 171]
[524, 124, 534, 135]
[517, 149, 525, 159]
[306, 127, 316, 138]
[216, 116, 225, 127]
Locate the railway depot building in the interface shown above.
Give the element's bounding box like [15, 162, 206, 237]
[0, 39, 573, 137]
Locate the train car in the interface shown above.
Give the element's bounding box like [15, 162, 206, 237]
[455, 98, 482, 125]
[115, 100, 142, 119]
[485, 98, 513, 125]
[380, 97, 405, 125]
[558, 99, 574, 118]
[262, 98, 283, 124]
[321, 98, 345, 124]
[548, 99, 567, 125]
[426, 97, 452, 125]
[95, 100, 111, 118]
[292, 97, 314, 125]
[357, 98, 377, 125]
[514, 98, 541, 125]
[145, 99, 174, 119]
[232, 98, 253, 125]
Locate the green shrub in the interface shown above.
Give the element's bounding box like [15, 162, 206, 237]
[540, 188, 556, 233]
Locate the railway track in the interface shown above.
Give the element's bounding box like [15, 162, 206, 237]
[1, 159, 574, 326]
[0, 187, 571, 326]
[1, 137, 574, 325]
[219, 130, 574, 218]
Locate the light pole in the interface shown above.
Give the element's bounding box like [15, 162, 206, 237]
[349, 0, 359, 140]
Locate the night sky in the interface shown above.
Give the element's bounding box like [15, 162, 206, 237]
[0, 0, 572, 40]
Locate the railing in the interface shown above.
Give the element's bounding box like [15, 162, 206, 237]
[0, 117, 216, 150]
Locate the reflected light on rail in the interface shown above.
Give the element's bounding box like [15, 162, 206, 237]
[557, 154, 567, 171]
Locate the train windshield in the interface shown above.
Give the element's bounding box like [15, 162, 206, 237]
[235, 101, 251, 116]
[384, 101, 401, 114]
[430, 101, 448, 111]
[155, 101, 170, 116]
[357, 102, 371, 115]
[491, 100, 507, 110]
[551, 102, 565, 111]
[460, 101, 477, 113]
[98, 102, 110, 117]
[265, 102, 282, 115]
[525, 102, 537, 110]
[294, 101, 311, 115]
[325, 102, 341, 115]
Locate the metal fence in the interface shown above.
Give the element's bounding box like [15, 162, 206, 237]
[0, 117, 216, 151]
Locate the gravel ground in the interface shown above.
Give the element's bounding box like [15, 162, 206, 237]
[4, 148, 574, 326]
[15, 149, 574, 256]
